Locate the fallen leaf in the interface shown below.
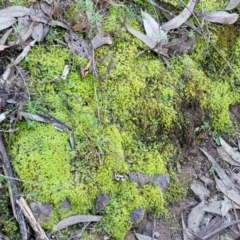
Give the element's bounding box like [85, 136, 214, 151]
[125, 24, 169, 58]
[0, 6, 29, 17]
[61, 65, 69, 80]
[91, 32, 113, 49]
[199, 11, 239, 24]
[40, 1, 53, 16]
[161, 0, 197, 32]
[72, 22, 86, 32]
[141, 10, 168, 43]
[80, 59, 93, 78]
[0, 45, 9, 51]
[187, 201, 205, 236]
[220, 137, 240, 164]
[0, 28, 12, 45]
[51, 215, 102, 233]
[217, 147, 240, 166]
[226, 0, 240, 10]
[199, 148, 238, 192]
[215, 177, 240, 206]
[0, 17, 16, 31]
[135, 233, 157, 240]
[190, 180, 210, 201]
[31, 22, 44, 42]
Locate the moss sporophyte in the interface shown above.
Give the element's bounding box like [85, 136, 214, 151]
[5, 0, 240, 239]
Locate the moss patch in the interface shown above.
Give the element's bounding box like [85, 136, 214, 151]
[4, 2, 240, 240]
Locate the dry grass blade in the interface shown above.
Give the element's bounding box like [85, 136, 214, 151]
[51, 215, 102, 233]
[161, 0, 197, 32]
[226, 0, 240, 10]
[199, 148, 238, 192]
[220, 137, 240, 164]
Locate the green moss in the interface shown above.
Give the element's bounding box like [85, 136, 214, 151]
[5, 2, 240, 239]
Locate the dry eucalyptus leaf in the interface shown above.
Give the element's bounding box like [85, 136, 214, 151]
[0, 17, 16, 31]
[0, 6, 29, 17]
[141, 10, 168, 44]
[226, 0, 240, 10]
[40, 1, 53, 16]
[187, 201, 205, 236]
[217, 147, 240, 166]
[190, 180, 210, 201]
[50, 20, 69, 30]
[125, 24, 169, 57]
[135, 233, 157, 240]
[199, 11, 239, 24]
[215, 177, 240, 206]
[91, 32, 113, 49]
[0, 28, 12, 45]
[199, 148, 238, 192]
[220, 137, 240, 163]
[29, 3, 49, 24]
[31, 22, 44, 42]
[161, 0, 197, 32]
[0, 45, 9, 51]
[72, 22, 86, 32]
[51, 215, 102, 233]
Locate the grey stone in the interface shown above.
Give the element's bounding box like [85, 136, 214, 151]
[59, 199, 71, 210]
[130, 207, 145, 224]
[129, 172, 151, 186]
[95, 194, 110, 212]
[152, 174, 170, 192]
[29, 201, 52, 222]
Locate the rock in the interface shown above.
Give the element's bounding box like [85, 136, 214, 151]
[95, 194, 110, 212]
[59, 199, 71, 210]
[129, 172, 151, 186]
[152, 174, 170, 192]
[29, 201, 52, 222]
[130, 207, 145, 224]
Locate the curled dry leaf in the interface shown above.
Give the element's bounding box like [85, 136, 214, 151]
[31, 22, 44, 42]
[226, 0, 240, 10]
[51, 215, 102, 233]
[0, 6, 29, 18]
[199, 11, 239, 24]
[161, 0, 197, 32]
[217, 146, 240, 166]
[72, 22, 86, 32]
[0, 17, 16, 31]
[91, 32, 113, 49]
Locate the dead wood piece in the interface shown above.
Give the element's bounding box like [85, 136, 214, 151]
[16, 197, 49, 240]
[0, 135, 27, 240]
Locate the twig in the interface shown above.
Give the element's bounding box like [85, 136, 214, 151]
[16, 197, 49, 240]
[202, 219, 240, 240]
[0, 135, 27, 240]
[152, 218, 156, 240]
